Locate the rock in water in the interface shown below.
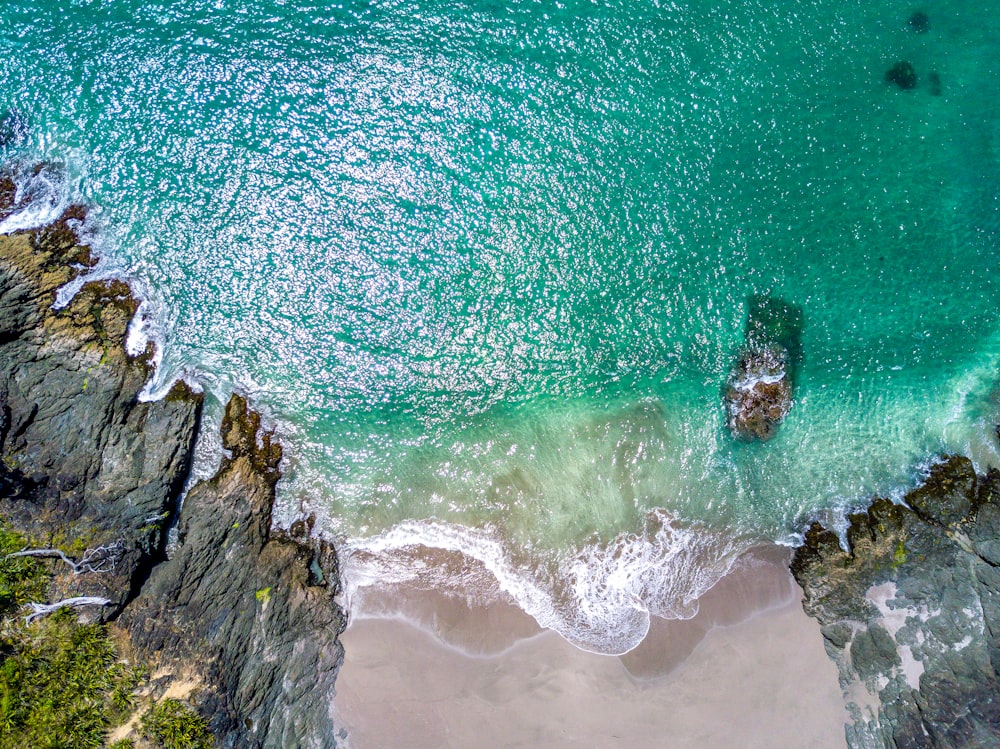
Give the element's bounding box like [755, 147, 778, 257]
[725, 346, 792, 440]
[724, 295, 802, 441]
[792, 456, 1000, 748]
[885, 61, 918, 90]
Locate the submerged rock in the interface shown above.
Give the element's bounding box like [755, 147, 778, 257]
[724, 295, 802, 441]
[928, 70, 942, 96]
[885, 61, 918, 91]
[908, 11, 930, 33]
[792, 456, 1000, 748]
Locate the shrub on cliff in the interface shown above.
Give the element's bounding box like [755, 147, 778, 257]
[0, 521, 143, 748]
[0, 521, 48, 616]
[140, 698, 213, 749]
[0, 607, 143, 748]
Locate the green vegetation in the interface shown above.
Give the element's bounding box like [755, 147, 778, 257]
[0, 608, 143, 748]
[140, 698, 213, 749]
[0, 521, 48, 617]
[0, 520, 215, 748]
[893, 538, 908, 569]
[0, 520, 146, 748]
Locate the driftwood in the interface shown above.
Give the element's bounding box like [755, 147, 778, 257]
[3, 540, 124, 575]
[24, 596, 111, 624]
[1, 543, 122, 623]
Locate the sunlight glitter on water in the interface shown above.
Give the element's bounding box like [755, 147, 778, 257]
[3, 0, 1000, 647]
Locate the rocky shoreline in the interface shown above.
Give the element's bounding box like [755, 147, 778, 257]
[5, 195, 1000, 749]
[793, 456, 1000, 748]
[0, 194, 345, 746]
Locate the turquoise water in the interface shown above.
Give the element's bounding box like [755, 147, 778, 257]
[3, 0, 1000, 651]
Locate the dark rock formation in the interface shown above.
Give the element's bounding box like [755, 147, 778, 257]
[724, 295, 802, 441]
[885, 62, 918, 91]
[908, 11, 930, 33]
[792, 456, 1000, 748]
[0, 175, 16, 222]
[0, 195, 346, 747]
[122, 393, 346, 748]
[0, 197, 202, 615]
[724, 346, 792, 441]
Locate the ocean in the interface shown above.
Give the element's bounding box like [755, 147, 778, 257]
[2, 0, 999, 653]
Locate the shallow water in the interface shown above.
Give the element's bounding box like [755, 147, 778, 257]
[3, 0, 1000, 651]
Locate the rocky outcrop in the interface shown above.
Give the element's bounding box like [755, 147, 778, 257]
[724, 295, 802, 440]
[792, 456, 1000, 749]
[123, 393, 346, 748]
[0, 196, 202, 615]
[0, 193, 345, 747]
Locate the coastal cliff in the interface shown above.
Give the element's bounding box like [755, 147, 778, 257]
[0, 192, 345, 747]
[792, 456, 1000, 748]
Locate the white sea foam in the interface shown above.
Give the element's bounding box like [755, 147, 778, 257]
[126, 299, 157, 358]
[728, 370, 787, 392]
[0, 156, 198, 410]
[0, 164, 71, 235]
[342, 509, 748, 655]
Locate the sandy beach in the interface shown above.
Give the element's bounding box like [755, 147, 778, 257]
[333, 546, 848, 748]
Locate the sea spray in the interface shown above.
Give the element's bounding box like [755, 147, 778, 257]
[0, 163, 72, 235]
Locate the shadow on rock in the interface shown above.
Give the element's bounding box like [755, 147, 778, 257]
[1, 196, 346, 748]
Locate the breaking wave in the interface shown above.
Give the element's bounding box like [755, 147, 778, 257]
[0, 163, 72, 236]
[342, 509, 749, 655]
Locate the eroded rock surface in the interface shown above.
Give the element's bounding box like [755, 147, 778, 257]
[123, 394, 346, 748]
[792, 456, 1000, 749]
[724, 295, 802, 441]
[0, 197, 202, 615]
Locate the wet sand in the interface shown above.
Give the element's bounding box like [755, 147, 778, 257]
[333, 546, 848, 748]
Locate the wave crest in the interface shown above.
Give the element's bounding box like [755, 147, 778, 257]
[342, 509, 749, 655]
